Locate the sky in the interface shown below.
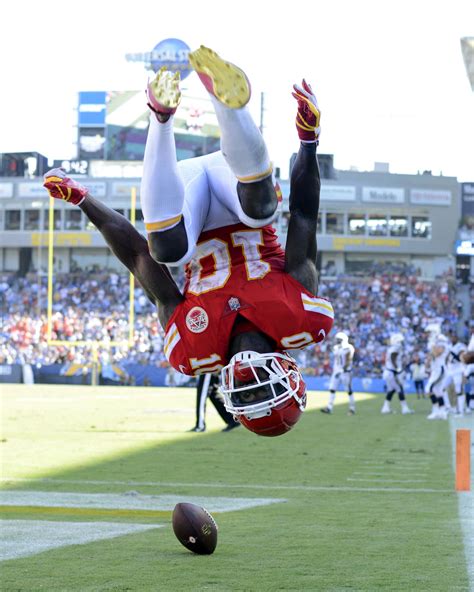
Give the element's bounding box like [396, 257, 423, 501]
[1, 0, 473, 180]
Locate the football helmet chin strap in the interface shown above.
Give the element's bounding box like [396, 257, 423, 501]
[220, 351, 307, 437]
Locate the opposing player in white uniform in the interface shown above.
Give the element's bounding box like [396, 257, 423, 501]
[463, 329, 474, 414]
[381, 333, 413, 415]
[425, 324, 450, 420]
[443, 333, 467, 416]
[321, 332, 356, 415]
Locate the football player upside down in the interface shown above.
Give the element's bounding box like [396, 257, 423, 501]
[44, 46, 333, 437]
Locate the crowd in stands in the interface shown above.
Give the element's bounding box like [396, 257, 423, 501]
[0, 266, 465, 378]
[294, 270, 462, 376]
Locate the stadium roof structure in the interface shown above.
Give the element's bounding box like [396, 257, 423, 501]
[460, 37, 474, 91]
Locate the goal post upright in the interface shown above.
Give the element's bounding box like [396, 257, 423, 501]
[45, 187, 138, 371]
[47, 195, 55, 342]
[128, 187, 136, 347]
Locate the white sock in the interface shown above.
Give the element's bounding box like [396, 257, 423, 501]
[348, 394, 355, 409]
[382, 401, 390, 411]
[210, 97, 272, 182]
[328, 391, 336, 409]
[401, 400, 409, 412]
[140, 116, 185, 232]
[442, 393, 451, 409]
[457, 395, 465, 414]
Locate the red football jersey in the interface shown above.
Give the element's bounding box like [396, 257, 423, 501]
[164, 223, 334, 375]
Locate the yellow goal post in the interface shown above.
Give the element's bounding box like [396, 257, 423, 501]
[45, 187, 138, 385]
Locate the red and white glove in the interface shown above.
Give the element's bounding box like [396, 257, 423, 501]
[43, 168, 88, 205]
[292, 79, 321, 143]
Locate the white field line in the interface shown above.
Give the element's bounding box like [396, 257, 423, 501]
[0, 519, 162, 562]
[0, 491, 286, 513]
[351, 472, 428, 478]
[346, 477, 425, 483]
[360, 460, 430, 466]
[346, 456, 430, 464]
[354, 465, 429, 470]
[449, 418, 474, 591]
[355, 466, 428, 471]
[0, 477, 451, 494]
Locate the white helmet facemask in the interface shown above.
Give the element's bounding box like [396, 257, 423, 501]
[220, 351, 304, 420]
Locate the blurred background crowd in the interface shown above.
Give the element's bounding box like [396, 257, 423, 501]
[1, 266, 472, 378]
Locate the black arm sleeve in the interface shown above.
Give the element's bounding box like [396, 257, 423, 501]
[284, 142, 320, 294]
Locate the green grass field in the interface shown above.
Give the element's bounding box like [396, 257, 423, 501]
[0, 384, 472, 592]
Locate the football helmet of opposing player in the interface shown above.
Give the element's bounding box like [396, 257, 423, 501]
[335, 331, 349, 345]
[220, 351, 306, 437]
[425, 323, 441, 336]
[390, 333, 404, 346]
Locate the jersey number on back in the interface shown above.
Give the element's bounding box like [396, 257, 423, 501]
[188, 230, 270, 295]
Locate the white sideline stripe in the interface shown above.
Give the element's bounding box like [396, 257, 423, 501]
[348, 456, 429, 464]
[356, 466, 428, 471]
[449, 418, 474, 591]
[0, 519, 162, 562]
[360, 456, 430, 460]
[0, 477, 452, 494]
[360, 460, 430, 466]
[352, 472, 428, 478]
[347, 478, 426, 483]
[0, 491, 286, 513]
[359, 465, 425, 473]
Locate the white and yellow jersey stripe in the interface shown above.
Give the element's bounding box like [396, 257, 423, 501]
[300, 294, 334, 319]
[163, 323, 181, 361]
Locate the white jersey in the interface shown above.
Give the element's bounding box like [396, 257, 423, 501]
[467, 334, 474, 379]
[385, 344, 403, 372]
[468, 333, 474, 352]
[410, 362, 426, 381]
[447, 342, 467, 373]
[332, 343, 355, 372]
[429, 334, 450, 374]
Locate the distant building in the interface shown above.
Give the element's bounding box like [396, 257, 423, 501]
[0, 164, 461, 279]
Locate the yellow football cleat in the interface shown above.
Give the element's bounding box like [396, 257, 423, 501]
[146, 67, 181, 115]
[189, 45, 251, 109]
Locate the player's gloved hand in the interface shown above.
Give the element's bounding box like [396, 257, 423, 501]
[292, 79, 321, 143]
[43, 168, 88, 205]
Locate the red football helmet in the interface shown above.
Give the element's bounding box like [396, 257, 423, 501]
[220, 351, 306, 437]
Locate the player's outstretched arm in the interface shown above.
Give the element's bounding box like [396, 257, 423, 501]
[43, 169, 183, 328]
[284, 80, 321, 294]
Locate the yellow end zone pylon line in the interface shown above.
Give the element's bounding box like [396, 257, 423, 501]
[46, 188, 137, 348]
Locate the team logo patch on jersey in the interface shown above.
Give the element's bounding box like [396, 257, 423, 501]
[228, 297, 241, 311]
[186, 307, 209, 334]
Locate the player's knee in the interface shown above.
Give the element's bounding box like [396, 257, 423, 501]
[148, 225, 189, 264]
[237, 177, 278, 221]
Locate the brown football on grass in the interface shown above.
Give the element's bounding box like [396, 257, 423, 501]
[172, 502, 218, 555]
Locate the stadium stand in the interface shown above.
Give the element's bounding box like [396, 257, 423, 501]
[0, 267, 464, 383]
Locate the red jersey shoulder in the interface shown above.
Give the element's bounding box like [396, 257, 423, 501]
[163, 297, 232, 376]
[237, 274, 334, 350]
